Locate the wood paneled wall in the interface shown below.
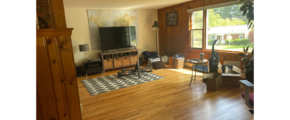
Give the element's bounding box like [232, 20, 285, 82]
[158, 0, 247, 68]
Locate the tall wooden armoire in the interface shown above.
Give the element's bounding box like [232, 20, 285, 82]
[37, 0, 82, 120]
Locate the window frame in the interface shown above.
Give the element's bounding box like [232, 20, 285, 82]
[191, 29, 203, 49]
[190, 10, 207, 50]
[189, 5, 251, 53]
[239, 34, 243, 39]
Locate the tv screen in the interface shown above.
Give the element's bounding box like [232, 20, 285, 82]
[99, 26, 137, 51]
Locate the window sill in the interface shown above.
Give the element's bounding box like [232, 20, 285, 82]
[202, 49, 251, 54]
[189, 47, 203, 50]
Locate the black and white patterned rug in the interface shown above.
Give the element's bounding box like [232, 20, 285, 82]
[82, 72, 164, 96]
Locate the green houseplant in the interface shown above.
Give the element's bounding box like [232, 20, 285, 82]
[239, 46, 254, 83]
[240, 0, 254, 29]
[239, 44, 255, 72]
[239, 0, 255, 84]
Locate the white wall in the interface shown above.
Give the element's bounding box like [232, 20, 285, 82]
[64, 8, 158, 65]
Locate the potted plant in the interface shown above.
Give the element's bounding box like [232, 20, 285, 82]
[239, 46, 254, 83]
[239, 0, 255, 84]
[239, 0, 254, 29]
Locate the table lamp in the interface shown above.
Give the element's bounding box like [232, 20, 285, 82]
[79, 44, 89, 60]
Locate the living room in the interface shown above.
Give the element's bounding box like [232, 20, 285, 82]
[4, 0, 284, 119]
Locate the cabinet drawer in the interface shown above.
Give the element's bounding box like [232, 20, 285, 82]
[114, 58, 122, 67]
[130, 56, 138, 65]
[122, 57, 130, 66]
[104, 59, 113, 69]
[85, 67, 103, 74]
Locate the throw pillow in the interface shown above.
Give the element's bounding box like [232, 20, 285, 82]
[152, 61, 167, 70]
[148, 57, 162, 68]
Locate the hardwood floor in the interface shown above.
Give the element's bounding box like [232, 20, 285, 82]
[77, 65, 253, 120]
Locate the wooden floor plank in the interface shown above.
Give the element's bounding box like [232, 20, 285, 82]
[77, 66, 253, 120]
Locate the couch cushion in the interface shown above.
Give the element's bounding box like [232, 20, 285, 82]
[241, 92, 254, 107]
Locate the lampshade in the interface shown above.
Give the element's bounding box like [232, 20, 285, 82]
[79, 44, 89, 52]
[152, 21, 159, 30]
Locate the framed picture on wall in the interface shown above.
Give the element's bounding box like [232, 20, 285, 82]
[166, 11, 178, 26]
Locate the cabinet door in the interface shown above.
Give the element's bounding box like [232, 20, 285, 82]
[58, 35, 82, 119]
[37, 37, 58, 120]
[46, 36, 70, 120]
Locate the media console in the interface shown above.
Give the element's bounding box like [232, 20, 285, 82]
[100, 49, 139, 73]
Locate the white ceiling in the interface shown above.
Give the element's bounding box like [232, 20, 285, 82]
[63, 0, 192, 10]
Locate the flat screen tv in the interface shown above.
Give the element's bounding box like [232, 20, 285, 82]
[99, 26, 137, 51]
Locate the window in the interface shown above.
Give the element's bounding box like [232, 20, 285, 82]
[205, 4, 253, 51]
[189, 3, 254, 52]
[245, 34, 249, 39]
[187, 0, 255, 51]
[190, 10, 203, 49]
[239, 34, 243, 39]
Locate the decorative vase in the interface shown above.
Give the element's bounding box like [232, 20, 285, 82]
[169, 57, 173, 65]
[200, 52, 204, 60]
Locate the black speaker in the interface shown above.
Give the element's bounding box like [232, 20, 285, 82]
[75, 65, 83, 77]
[139, 57, 143, 66]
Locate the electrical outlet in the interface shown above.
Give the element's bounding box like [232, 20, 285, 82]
[162, 51, 164, 54]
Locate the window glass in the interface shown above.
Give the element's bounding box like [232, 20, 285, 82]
[191, 30, 203, 48]
[239, 34, 243, 39]
[191, 10, 203, 48]
[206, 4, 254, 51]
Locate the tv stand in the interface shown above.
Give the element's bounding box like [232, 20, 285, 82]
[100, 49, 138, 73]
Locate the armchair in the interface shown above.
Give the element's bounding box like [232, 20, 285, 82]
[239, 80, 254, 114]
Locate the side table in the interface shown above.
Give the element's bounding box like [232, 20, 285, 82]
[82, 61, 103, 75]
[187, 59, 208, 86]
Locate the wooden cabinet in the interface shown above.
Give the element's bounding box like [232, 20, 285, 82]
[37, 28, 82, 120]
[100, 49, 138, 72]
